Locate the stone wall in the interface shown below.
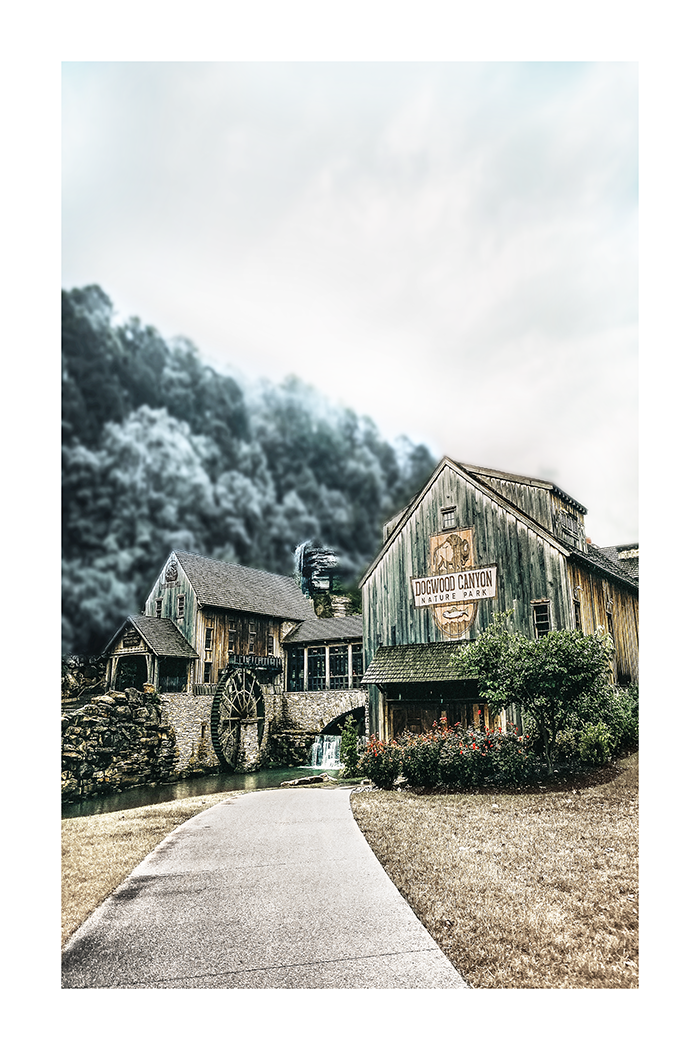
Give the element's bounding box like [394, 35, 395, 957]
[61, 687, 180, 801]
[268, 688, 368, 735]
[159, 690, 219, 776]
[61, 682, 369, 799]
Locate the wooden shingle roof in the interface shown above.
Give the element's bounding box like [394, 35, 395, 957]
[104, 616, 199, 658]
[283, 615, 364, 645]
[175, 551, 313, 621]
[362, 642, 469, 685]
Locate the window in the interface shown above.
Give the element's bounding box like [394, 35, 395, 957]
[573, 599, 581, 632]
[176, 594, 185, 618]
[607, 610, 615, 642]
[352, 644, 364, 680]
[203, 662, 212, 684]
[267, 634, 275, 655]
[532, 601, 551, 639]
[287, 648, 304, 691]
[329, 646, 349, 689]
[442, 507, 456, 530]
[155, 598, 163, 619]
[391, 625, 397, 646]
[205, 627, 213, 651]
[248, 622, 256, 654]
[228, 630, 236, 655]
[307, 647, 326, 691]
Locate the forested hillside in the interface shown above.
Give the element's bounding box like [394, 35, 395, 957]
[62, 285, 435, 655]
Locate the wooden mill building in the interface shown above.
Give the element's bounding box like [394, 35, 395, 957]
[360, 458, 639, 741]
[103, 551, 367, 771]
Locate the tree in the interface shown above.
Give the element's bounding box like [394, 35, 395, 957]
[452, 612, 612, 773]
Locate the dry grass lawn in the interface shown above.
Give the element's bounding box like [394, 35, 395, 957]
[351, 752, 638, 989]
[61, 792, 243, 946]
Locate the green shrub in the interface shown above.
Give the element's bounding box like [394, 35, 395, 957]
[490, 725, 537, 785]
[579, 722, 614, 765]
[339, 714, 360, 778]
[554, 727, 581, 762]
[358, 736, 402, 789]
[401, 731, 442, 788]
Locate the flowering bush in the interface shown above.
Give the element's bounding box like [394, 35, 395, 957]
[400, 723, 443, 787]
[358, 735, 402, 789]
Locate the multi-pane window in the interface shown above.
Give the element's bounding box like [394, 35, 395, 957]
[176, 594, 185, 618]
[351, 644, 364, 680]
[155, 598, 163, 619]
[248, 623, 256, 654]
[307, 648, 326, 691]
[607, 610, 615, 642]
[532, 601, 551, 639]
[203, 662, 212, 684]
[267, 634, 275, 656]
[329, 646, 349, 689]
[204, 627, 213, 651]
[287, 648, 304, 691]
[442, 507, 456, 530]
[228, 629, 236, 655]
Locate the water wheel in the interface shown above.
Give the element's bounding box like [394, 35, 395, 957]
[211, 666, 265, 771]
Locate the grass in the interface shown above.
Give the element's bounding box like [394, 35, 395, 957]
[350, 751, 638, 989]
[61, 792, 243, 946]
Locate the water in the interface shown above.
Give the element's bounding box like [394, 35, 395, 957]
[310, 734, 341, 768]
[61, 764, 340, 819]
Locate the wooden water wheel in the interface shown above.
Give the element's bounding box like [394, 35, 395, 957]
[211, 666, 265, 771]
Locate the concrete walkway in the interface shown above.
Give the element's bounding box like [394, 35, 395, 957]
[61, 787, 469, 989]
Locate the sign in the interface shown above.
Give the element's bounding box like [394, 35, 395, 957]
[413, 526, 498, 639]
[411, 565, 498, 607]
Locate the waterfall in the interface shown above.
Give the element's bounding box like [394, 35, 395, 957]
[309, 734, 341, 768]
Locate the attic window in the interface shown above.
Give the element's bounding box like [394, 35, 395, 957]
[176, 594, 185, 618]
[442, 507, 456, 530]
[155, 599, 163, 619]
[532, 600, 551, 639]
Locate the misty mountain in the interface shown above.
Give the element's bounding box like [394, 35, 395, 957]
[62, 285, 436, 655]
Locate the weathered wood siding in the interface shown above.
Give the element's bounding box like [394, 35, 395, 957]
[143, 557, 199, 646]
[196, 609, 282, 684]
[567, 559, 639, 684]
[362, 462, 576, 734]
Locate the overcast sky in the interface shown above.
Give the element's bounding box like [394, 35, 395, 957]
[62, 61, 638, 545]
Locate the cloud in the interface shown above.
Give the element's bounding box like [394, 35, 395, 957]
[62, 61, 637, 544]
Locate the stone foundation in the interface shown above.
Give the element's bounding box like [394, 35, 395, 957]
[61, 683, 370, 798]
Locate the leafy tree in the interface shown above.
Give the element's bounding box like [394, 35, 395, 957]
[452, 612, 612, 773]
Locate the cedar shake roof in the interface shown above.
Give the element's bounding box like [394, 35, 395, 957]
[174, 551, 313, 621]
[568, 545, 639, 589]
[362, 642, 471, 685]
[283, 615, 364, 645]
[597, 544, 639, 583]
[105, 616, 199, 658]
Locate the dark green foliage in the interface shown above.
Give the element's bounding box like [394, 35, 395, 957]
[452, 613, 613, 773]
[62, 285, 435, 654]
[358, 737, 403, 790]
[579, 723, 614, 766]
[339, 715, 360, 778]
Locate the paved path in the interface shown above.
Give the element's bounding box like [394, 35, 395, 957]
[62, 787, 469, 989]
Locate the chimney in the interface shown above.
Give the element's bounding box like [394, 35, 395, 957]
[330, 595, 352, 618]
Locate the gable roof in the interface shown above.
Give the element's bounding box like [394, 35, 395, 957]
[283, 614, 364, 645]
[174, 550, 313, 621]
[362, 642, 470, 684]
[596, 544, 639, 583]
[461, 462, 587, 514]
[360, 457, 572, 586]
[104, 616, 198, 658]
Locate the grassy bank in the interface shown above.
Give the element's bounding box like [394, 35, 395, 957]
[350, 752, 638, 989]
[61, 792, 243, 946]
